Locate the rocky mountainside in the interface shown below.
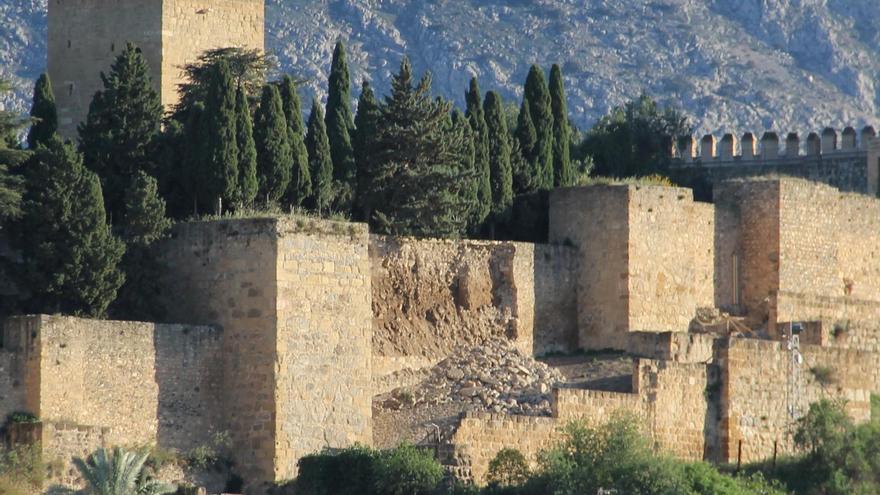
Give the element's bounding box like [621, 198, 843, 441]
[2, 0, 879, 136]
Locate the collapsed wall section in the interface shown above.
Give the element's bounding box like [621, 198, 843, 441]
[369, 236, 577, 370]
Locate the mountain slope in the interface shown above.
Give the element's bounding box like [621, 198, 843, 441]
[2, 0, 878, 136]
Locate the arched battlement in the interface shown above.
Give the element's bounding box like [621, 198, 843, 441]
[785, 133, 799, 158]
[672, 125, 875, 163]
[806, 133, 821, 156]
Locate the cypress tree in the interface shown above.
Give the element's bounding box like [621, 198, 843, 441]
[523, 65, 554, 189]
[112, 170, 171, 320]
[27, 73, 58, 149]
[254, 84, 295, 204]
[451, 109, 480, 233]
[13, 137, 124, 317]
[235, 88, 258, 207]
[182, 102, 207, 214]
[78, 42, 163, 223]
[369, 56, 472, 237]
[325, 40, 356, 209]
[352, 80, 380, 222]
[484, 91, 513, 220]
[465, 77, 491, 227]
[306, 99, 334, 214]
[278, 75, 310, 206]
[549, 64, 572, 187]
[0, 80, 24, 220]
[514, 99, 538, 193]
[200, 60, 239, 214]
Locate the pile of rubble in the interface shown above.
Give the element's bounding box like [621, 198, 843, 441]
[380, 340, 565, 416]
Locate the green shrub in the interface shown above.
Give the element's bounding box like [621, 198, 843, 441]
[373, 444, 444, 495]
[295, 445, 376, 495]
[486, 448, 529, 488]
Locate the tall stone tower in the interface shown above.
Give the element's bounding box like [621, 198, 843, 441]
[48, 0, 265, 138]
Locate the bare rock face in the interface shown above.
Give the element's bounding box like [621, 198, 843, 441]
[4, 0, 880, 137]
[380, 340, 565, 417]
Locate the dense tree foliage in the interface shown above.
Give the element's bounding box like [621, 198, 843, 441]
[78, 42, 163, 224]
[513, 98, 538, 194]
[12, 138, 124, 317]
[367, 57, 473, 237]
[254, 84, 294, 204]
[235, 88, 259, 208]
[325, 41, 356, 210]
[465, 77, 491, 227]
[199, 60, 240, 214]
[352, 80, 380, 221]
[27, 73, 57, 149]
[0, 80, 25, 223]
[581, 94, 690, 178]
[306, 99, 334, 214]
[549, 64, 572, 187]
[521, 65, 554, 190]
[278, 75, 311, 206]
[484, 91, 513, 223]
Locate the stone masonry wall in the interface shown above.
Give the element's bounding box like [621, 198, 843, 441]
[549, 185, 714, 350]
[627, 187, 715, 334]
[273, 219, 372, 481]
[49, 0, 264, 137]
[448, 358, 711, 484]
[162, 218, 280, 486]
[717, 338, 880, 465]
[1, 316, 222, 451]
[370, 236, 577, 360]
[161, 0, 264, 109]
[161, 217, 374, 488]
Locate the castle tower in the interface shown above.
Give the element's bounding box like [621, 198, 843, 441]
[48, 0, 265, 138]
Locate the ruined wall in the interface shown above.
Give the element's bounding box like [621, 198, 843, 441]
[162, 217, 373, 486]
[273, 219, 372, 480]
[1, 316, 222, 451]
[161, 0, 264, 109]
[370, 236, 577, 361]
[449, 358, 711, 484]
[717, 338, 880, 464]
[443, 412, 561, 485]
[549, 185, 714, 350]
[49, 0, 264, 137]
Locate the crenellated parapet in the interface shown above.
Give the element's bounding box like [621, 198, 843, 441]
[673, 126, 876, 164]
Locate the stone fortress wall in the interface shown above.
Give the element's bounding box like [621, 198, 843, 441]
[48, 0, 264, 137]
[5, 176, 880, 492]
[669, 126, 880, 197]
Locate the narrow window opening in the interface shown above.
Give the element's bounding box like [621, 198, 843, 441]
[67, 40, 71, 48]
[731, 253, 740, 306]
[68, 83, 74, 96]
[111, 43, 115, 52]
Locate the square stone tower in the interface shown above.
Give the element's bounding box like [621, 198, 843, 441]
[48, 0, 265, 137]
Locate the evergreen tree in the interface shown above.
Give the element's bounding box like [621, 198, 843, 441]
[325, 41, 356, 210]
[523, 65, 554, 190]
[78, 42, 163, 223]
[200, 60, 239, 214]
[549, 64, 573, 187]
[278, 75, 311, 206]
[465, 77, 491, 227]
[352, 80, 380, 222]
[27, 73, 58, 149]
[0, 80, 25, 221]
[369, 57, 472, 237]
[181, 103, 207, 215]
[306, 99, 334, 214]
[13, 138, 124, 317]
[451, 109, 480, 233]
[111, 171, 171, 320]
[514, 99, 538, 193]
[253, 84, 294, 204]
[484, 91, 513, 221]
[235, 88, 258, 208]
